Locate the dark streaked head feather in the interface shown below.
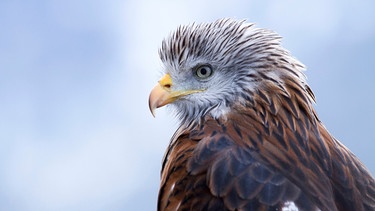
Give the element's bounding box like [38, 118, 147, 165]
[158, 18, 314, 125]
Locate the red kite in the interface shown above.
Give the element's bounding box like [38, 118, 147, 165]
[149, 18, 375, 211]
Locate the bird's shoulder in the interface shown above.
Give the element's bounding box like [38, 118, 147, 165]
[159, 115, 326, 210]
[159, 105, 375, 211]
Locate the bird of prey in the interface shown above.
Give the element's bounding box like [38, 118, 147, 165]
[148, 18, 375, 211]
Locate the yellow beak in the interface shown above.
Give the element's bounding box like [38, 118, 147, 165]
[148, 74, 203, 117]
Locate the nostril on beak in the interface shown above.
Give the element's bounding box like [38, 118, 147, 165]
[158, 73, 173, 91]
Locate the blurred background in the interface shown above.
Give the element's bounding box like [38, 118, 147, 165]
[0, 0, 374, 210]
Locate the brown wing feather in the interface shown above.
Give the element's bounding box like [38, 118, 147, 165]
[159, 122, 312, 211]
[319, 126, 375, 210]
[158, 78, 375, 211]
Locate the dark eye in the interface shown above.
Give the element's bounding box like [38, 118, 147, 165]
[195, 65, 213, 79]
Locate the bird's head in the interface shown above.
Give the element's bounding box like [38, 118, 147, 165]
[149, 18, 312, 124]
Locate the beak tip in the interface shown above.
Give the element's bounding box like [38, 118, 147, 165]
[149, 82, 171, 118]
[149, 100, 156, 117]
[151, 109, 156, 117]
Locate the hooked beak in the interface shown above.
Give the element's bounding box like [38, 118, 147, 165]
[148, 74, 202, 117]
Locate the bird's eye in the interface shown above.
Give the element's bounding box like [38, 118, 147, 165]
[195, 65, 213, 79]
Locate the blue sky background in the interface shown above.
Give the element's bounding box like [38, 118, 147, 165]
[0, 0, 374, 210]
